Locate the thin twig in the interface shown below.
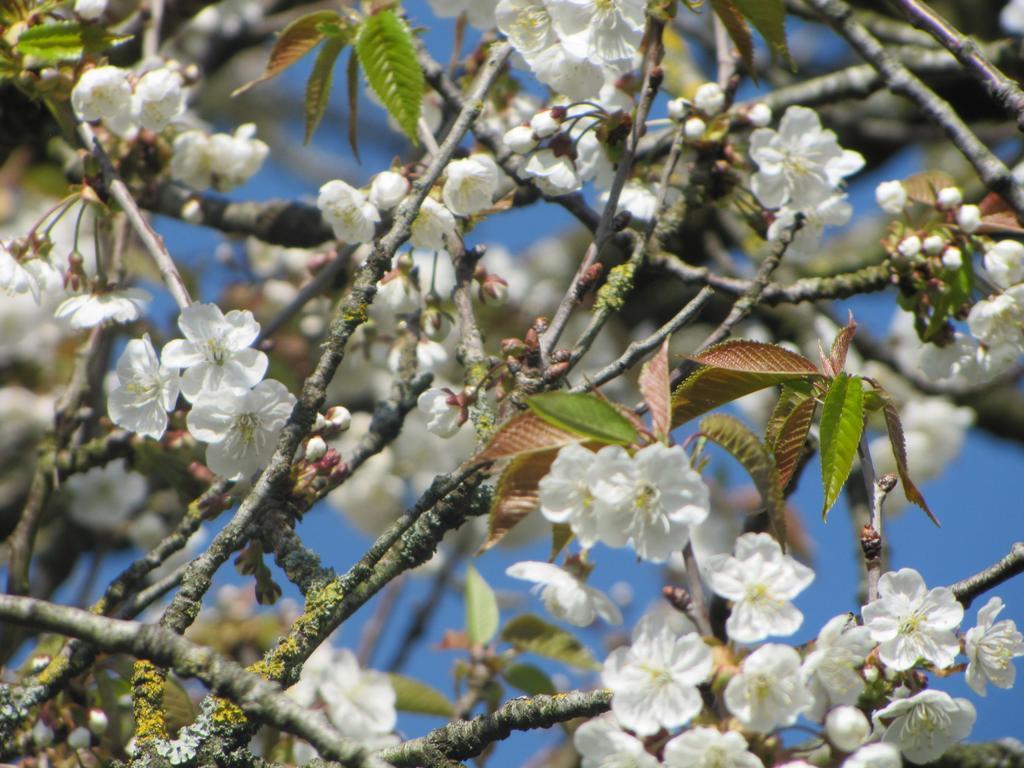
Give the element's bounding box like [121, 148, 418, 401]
[951, 542, 1024, 609]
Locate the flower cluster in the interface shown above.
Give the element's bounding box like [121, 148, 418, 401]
[72, 64, 185, 135]
[108, 302, 296, 480]
[171, 124, 269, 192]
[538, 442, 710, 562]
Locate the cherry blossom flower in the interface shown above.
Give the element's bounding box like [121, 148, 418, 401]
[592, 443, 710, 562]
[573, 714, 659, 768]
[288, 644, 396, 744]
[171, 125, 268, 191]
[1002, 0, 1024, 35]
[749, 106, 864, 209]
[967, 287, 1024, 352]
[705, 532, 815, 643]
[964, 596, 1024, 695]
[602, 612, 713, 735]
[504, 125, 538, 153]
[410, 197, 457, 251]
[133, 68, 185, 131]
[107, 334, 181, 440]
[662, 727, 763, 768]
[768, 194, 853, 263]
[74, 0, 106, 19]
[538, 443, 602, 546]
[523, 149, 581, 196]
[55, 288, 151, 329]
[842, 743, 902, 768]
[983, 240, 1024, 289]
[0, 244, 60, 303]
[826, 706, 872, 752]
[318, 179, 381, 244]
[417, 388, 462, 438]
[693, 82, 727, 116]
[875, 181, 908, 214]
[368, 171, 409, 211]
[724, 644, 813, 733]
[872, 689, 975, 764]
[72, 66, 134, 134]
[443, 155, 499, 216]
[506, 561, 622, 626]
[187, 379, 296, 479]
[956, 204, 982, 233]
[161, 303, 269, 402]
[800, 613, 875, 720]
[861, 568, 963, 671]
[65, 459, 147, 532]
[548, 0, 645, 71]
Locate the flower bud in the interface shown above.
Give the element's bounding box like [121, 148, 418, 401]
[368, 171, 409, 211]
[747, 102, 772, 127]
[326, 405, 352, 431]
[313, 412, 328, 433]
[32, 720, 54, 747]
[181, 198, 203, 224]
[897, 235, 922, 258]
[67, 726, 91, 750]
[942, 246, 964, 270]
[922, 234, 945, 255]
[504, 125, 538, 154]
[530, 109, 561, 138]
[937, 186, 963, 209]
[825, 706, 870, 752]
[694, 82, 726, 115]
[956, 204, 981, 233]
[667, 97, 687, 121]
[87, 708, 108, 735]
[305, 435, 327, 462]
[875, 180, 908, 214]
[684, 117, 706, 140]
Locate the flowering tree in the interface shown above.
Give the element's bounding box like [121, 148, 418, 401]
[3, 0, 1024, 766]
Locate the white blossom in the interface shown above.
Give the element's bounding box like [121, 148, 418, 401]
[504, 124, 538, 153]
[289, 644, 396, 743]
[826, 706, 872, 752]
[801, 614, 875, 720]
[873, 689, 975, 764]
[55, 288, 151, 329]
[318, 179, 381, 244]
[967, 287, 1024, 350]
[523, 149, 581, 196]
[956, 204, 982, 233]
[67, 726, 91, 750]
[133, 68, 185, 131]
[0, 244, 61, 303]
[376, 273, 420, 315]
[591, 443, 710, 562]
[530, 109, 562, 138]
[694, 82, 726, 115]
[875, 181, 908, 214]
[663, 727, 763, 768]
[843, 743, 902, 768]
[187, 379, 296, 479]
[1002, 0, 1024, 34]
[443, 155, 499, 216]
[923, 235, 945, 255]
[684, 117, 707, 140]
[417, 388, 462, 438]
[549, 0, 646, 70]
[368, 171, 409, 211]
[171, 125, 268, 191]
[74, 0, 106, 19]
[161, 303, 268, 402]
[984, 240, 1024, 289]
[506, 561, 622, 626]
[748, 102, 772, 127]
[65, 458, 147, 532]
[573, 714, 659, 768]
[538, 443, 603, 546]
[749, 106, 865, 209]
[768, 193, 852, 263]
[937, 186, 963, 209]
[72, 66, 134, 134]
[897, 235, 922, 259]
[724, 644, 813, 733]
[108, 334, 180, 439]
[861, 568, 963, 671]
[602, 612, 713, 735]
[705, 532, 815, 643]
[964, 596, 1024, 695]
[410, 197, 457, 251]
[942, 247, 964, 270]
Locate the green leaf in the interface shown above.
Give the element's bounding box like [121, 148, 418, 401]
[710, 0, 754, 74]
[731, 0, 791, 67]
[550, 522, 572, 562]
[700, 413, 787, 548]
[503, 663, 556, 696]
[16, 21, 130, 62]
[500, 614, 600, 671]
[355, 8, 423, 143]
[819, 373, 865, 519]
[526, 392, 638, 446]
[480, 450, 556, 553]
[828, 313, 858, 377]
[388, 674, 455, 717]
[232, 10, 346, 96]
[465, 564, 499, 647]
[880, 395, 939, 526]
[304, 35, 346, 145]
[639, 339, 672, 440]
